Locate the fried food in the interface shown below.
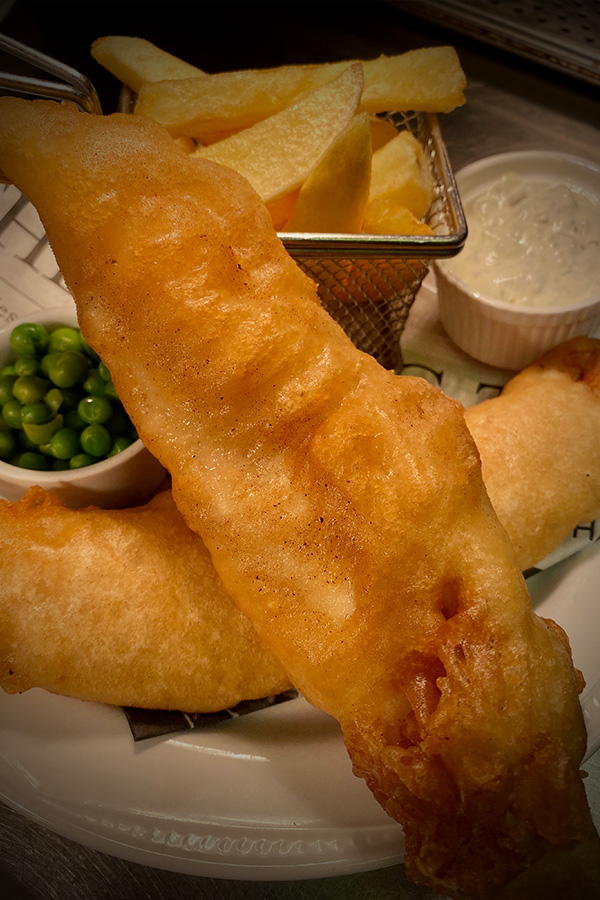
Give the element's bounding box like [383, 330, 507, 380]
[2, 338, 596, 717]
[284, 112, 372, 233]
[91, 36, 206, 93]
[93, 39, 454, 235]
[132, 46, 466, 141]
[362, 201, 434, 236]
[192, 64, 364, 205]
[465, 337, 600, 571]
[0, 486, 291, 710]
[0, 98, 597, 898]
[368, 130, 435, 220]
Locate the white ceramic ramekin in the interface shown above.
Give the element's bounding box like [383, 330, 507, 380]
[0, 305, 167, 508]
[433, 151, 600, 370]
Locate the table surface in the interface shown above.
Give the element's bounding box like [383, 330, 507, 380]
[0, 2, 599, 899]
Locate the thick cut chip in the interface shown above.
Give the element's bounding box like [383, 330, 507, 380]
[134, 47, 465, 140]
[369, 130, 435, 219]
[285, 112, 372, 233]
[362, 200, 433, 235]
[369, 115, 398, 152]
[91, 35, 206, 93]
[0, 487, 291, 711]
[193, 64, 363, 204]
[267, 188, 300, 230]
[0, 98, 597, 899]
[359, 47, 466, 113]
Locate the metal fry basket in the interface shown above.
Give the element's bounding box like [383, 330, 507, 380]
[281, 110, 466, 370]
[1, 34, 467, 372]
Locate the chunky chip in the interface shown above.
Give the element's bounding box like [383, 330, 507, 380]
[90, 38, 462, 236]
[91, 35, 205, 94]
[285, 112, 372, 233]
[368, 130, 435, 220]
[362, 200, 434, 236]
[193, 64, 364, 205]
[133, 46, 465, 141]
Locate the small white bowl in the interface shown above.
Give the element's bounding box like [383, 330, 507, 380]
[434, 151, 600, 370]
[0, 305, 167, 508]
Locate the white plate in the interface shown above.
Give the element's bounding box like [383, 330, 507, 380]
[0, 542, 599, 880]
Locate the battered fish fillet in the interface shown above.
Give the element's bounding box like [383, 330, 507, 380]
[0, 486, 290, 710]
[0, 98, 597, 898]
[465, 337, 600, 571]
[3, 340, 598, 714]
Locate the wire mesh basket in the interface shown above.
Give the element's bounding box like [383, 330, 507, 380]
[280, 109, 466, 370]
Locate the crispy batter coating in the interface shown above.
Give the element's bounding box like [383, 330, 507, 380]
[0, 486, 290, 710]
[466, 337, 600, 571]
[0, 98, 597, 898]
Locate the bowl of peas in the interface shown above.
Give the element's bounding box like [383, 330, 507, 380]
[0, 305, 167, 508]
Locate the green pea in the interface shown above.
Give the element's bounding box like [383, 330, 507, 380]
[49, 426, 81, 460]
[103, 380, 120, 401]
[0, 431, 17, 459]
[21, 402, 52, 426]
[13, 356, 40, 377]
[10, 322, 49, 357]
[23, 414, 63, 446]
[14, 451, 49, 470]
[0, 375, 16, 406]
[65, 409, 86, 430]
[45, 387, 63, 413]
[13, 374, 51, 405]
[78, 395, 113, 425]
[80, 423, 111, 457]
[18, 430, 38, 451]
[82, 369, 107, 397]
[47, 351, 90, 388]
[60, 388, 81, 411]
[48, 326, 83, 354]
[2, 320, 133, 471]
[2, 400, 22, 429]
[80, 335, 100, 363]
[98, 361, 111, 382]
[69, 452, 95, 469]
[40, 351, 61, 377]
[107, 435, 133, 457]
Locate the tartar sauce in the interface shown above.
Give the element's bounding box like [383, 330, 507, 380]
[448, 173, 600, 308]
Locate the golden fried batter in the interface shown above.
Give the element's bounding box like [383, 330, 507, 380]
[0, 486, 290, 710]
[0, 98, 596, 898]
[466, 337, 600, 571]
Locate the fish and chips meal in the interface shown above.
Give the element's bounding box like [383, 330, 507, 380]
[90, 36, 460, 234]
[0, 90, 599, 899]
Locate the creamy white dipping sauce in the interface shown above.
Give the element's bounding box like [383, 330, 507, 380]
[448, 173, 600, 308]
